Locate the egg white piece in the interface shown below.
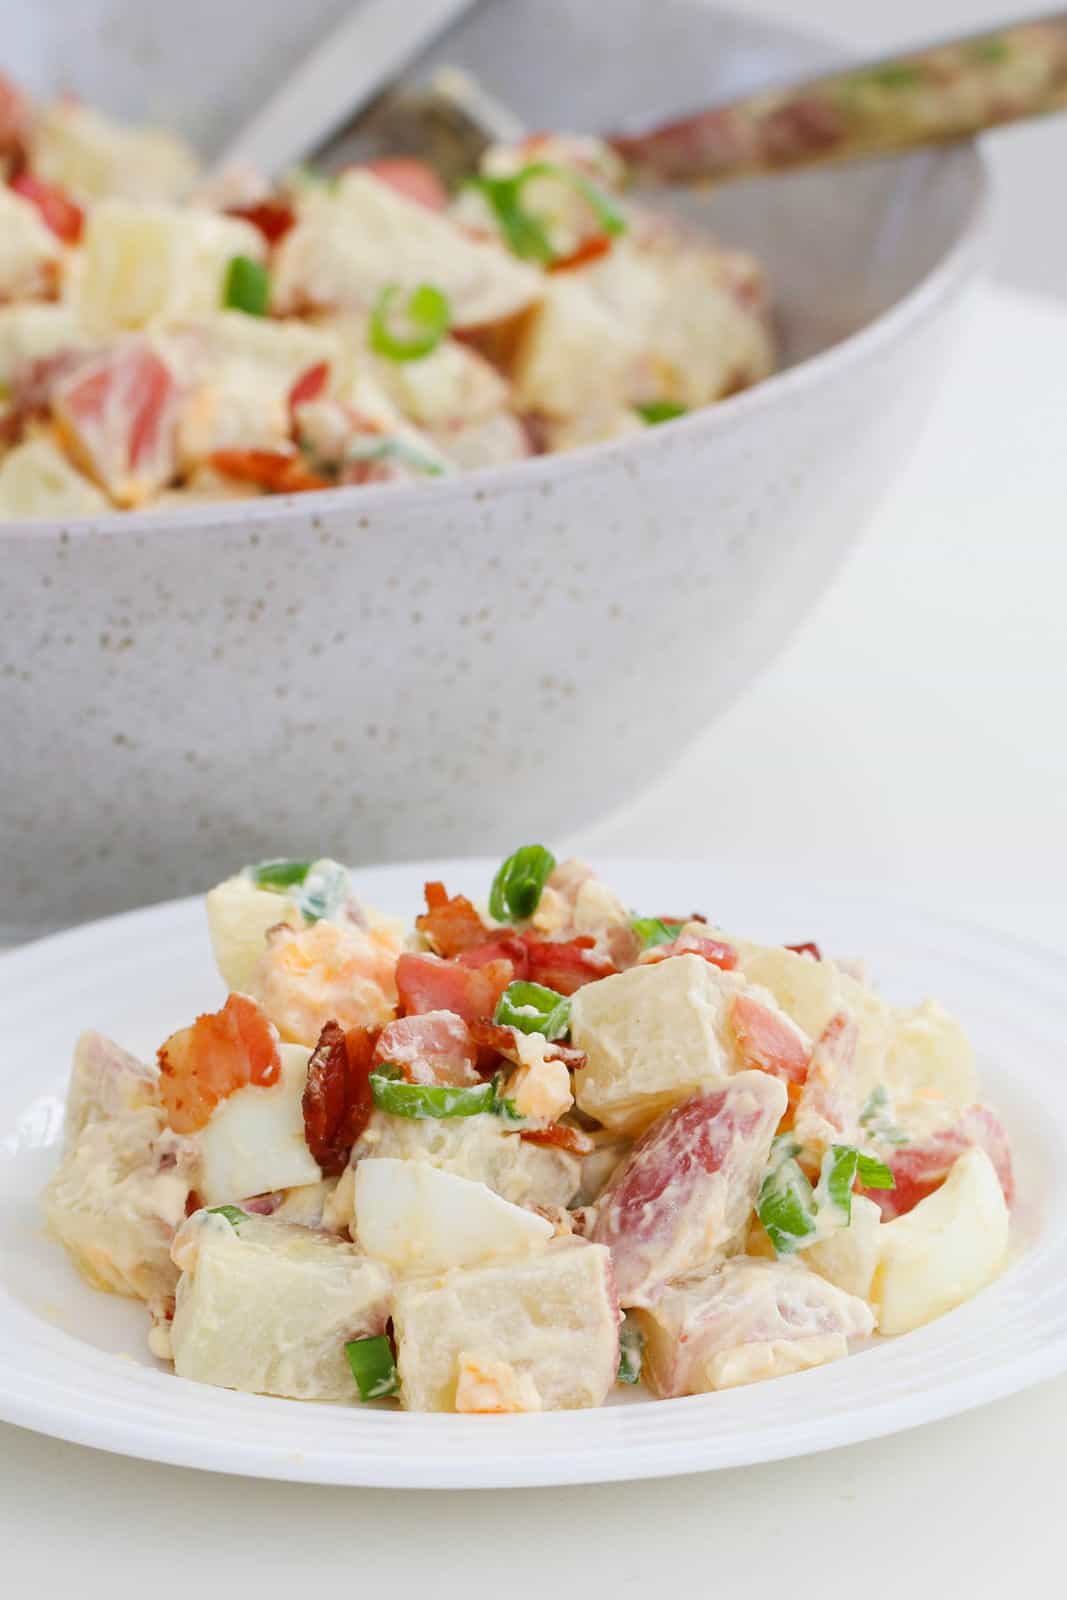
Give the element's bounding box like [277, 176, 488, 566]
[353, 1157, 552, 1275]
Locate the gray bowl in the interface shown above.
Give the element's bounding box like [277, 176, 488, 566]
[0, 0, 987, 936]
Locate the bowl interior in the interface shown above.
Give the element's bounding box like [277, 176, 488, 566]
[10, 0, 983, 373]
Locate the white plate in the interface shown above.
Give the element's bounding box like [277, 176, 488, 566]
[1, 858, 1064, 1487]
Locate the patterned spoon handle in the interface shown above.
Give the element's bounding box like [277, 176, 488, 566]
[609, 16, 1067, 186]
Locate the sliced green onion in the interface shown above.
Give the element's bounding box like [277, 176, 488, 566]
[489, 844, 556, 922]
[617, 1314, 644, 1385]
[631, 917, 685, 949]
[494, 980, 571, 1041]
[297, 858, 350, 923]
[467, 162, 626, 265]
[813, 1145, 861, 1227]
[248, 859, 311, 891]
[757, 1137, 817, 1256]
[858, 1084, 909, 1147]
[855, 1151, 895, 1190]
[343, 434, 447, 477]
[223, 254, 270, 316]
[345, 1334, 399, 1401]
[969, 36, 1010, 65]
[370, 1073, 515, 1121]
[369, 282, 452, 362]
[206, 1204, 248, 1229]
[636, 401, 687, 426]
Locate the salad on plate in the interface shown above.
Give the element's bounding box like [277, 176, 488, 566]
[42, 848, 1015, 1413]
[0, 76, 773, 519]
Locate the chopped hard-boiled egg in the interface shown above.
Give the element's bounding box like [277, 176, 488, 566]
[871, 1148, 1010, 1335]
[352, 1157, 553, 1274]
[195, 1042, 321, 1205]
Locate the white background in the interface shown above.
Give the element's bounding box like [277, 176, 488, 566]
[3, 2, 1065, 1592]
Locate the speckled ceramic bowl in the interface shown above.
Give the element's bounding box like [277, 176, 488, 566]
[0, 0, 988, 934]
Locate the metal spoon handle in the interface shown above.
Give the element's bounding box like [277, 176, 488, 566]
[610, 15, 1067, 186]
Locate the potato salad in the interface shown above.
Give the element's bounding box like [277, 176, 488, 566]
[42, 849, 1015, 1414]
[0, 76, 773, 520]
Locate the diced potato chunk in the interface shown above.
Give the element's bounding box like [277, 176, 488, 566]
[733, 940, 890, 1103]
[44, 1039, 197, 1305]
[0, 186, 61, 301]
[31, 101, 199, 204]
[0, 434, 110, 520]
[196, 1042, 321, 1205]
[883, 1000, 977, 1110]
[572, 953, 758, 1133]
[393, 1238, 619, 1412]
[369, 335, 508, 429]
[350, 1108, 581, 1209]
[63, 1029, 160, 1144]
[272, 171, 541, 328]
[205, 872, 303, 993]
[871, 1148, 1009, 1335]
[634, 1258, 875, 1398]
[353, 1158, 552, 1274]
[170, 1210, 391, 1400]
[0, 301, 84, 384]
[76, 201, 264, 333]
[512, 275, 641, 421]
[174, 312, 340, 465]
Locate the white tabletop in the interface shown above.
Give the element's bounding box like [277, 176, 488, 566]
[2, 282, 1064, 1593]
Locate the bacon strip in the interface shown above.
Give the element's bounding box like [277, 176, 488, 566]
[416, 880, 492, 957]
[520, 1124, 594, 1156]
[302, 1020, 378, 1175]
[468, 1019, 586, 1071]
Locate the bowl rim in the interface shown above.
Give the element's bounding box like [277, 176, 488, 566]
[0, 145, 989, 543]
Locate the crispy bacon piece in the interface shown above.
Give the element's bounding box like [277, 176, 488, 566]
[731, 992, 811, 1086]
[861, 1105, 1015, 1220]
[395, 951, 515, 1024]
[468, 1019, 586, 1071]
[785, 941, 822, 960]
[159, 993, 280, 1133]
[416, 880, 492, 958]
[363, 157, 448, 210]
[302, 1020, 378, 1175]
[456, 934, 530, 973]
[372, 1010, 478, 1086]
[210, 447, 331, 493]
[227, 200, 296, 244]
[287, 360, 330, 421]
[11, 172, 83, 243]
[548, 234, 613, 273]
[524, 935, 617, 995]
[520, 1123, 594, 1156]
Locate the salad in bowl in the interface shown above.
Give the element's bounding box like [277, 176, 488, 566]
[43, 848, 1014, 1413]
[0, 76, 773, 519]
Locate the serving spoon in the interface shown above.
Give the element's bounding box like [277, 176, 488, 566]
[306, 12, 1067, 189]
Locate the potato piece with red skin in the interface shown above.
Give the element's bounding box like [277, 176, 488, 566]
[731, 992, 810, 1085]
[634, 1257, 875, 1398]
[793, 1010, 859, 1164]
[51, 340, 180, 506]
[591, 1070, 787, 1306]
[862, 1104, 1014, 1219]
